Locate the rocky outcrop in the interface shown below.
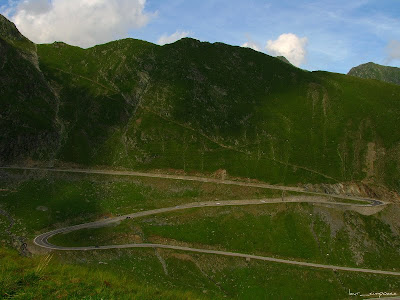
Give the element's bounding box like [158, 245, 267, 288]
[303, 182, 400, 203]
[0, 207, 30, 256]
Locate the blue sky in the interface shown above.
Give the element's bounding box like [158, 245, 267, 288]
[1, 0, 400, 73]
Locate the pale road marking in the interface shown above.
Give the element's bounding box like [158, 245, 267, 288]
[2, 167, 398, 276]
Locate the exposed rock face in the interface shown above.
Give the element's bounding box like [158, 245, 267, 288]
[348, 62, 400, 85]
[303, 182, 400, 203]
[0, 14, 39, 68]
[0, 14, 25, 42]
[0, 207, 30, 256]
[213, 169, 227, 180]
[36, 206, 49, 212]
[0, 15, 61, 164]
[276, 56, 291, 64]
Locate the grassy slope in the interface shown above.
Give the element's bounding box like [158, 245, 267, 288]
[0, 169, 285, 236]
[1, 171, 400, 299]
[4, 245, 400, 300]
[57, 248, 400, 300]
[32, 38, 400, 191]
[0, 248, 205, 300]
[50, 203, 400, 272]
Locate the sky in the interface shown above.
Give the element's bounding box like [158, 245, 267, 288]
[1, 0, 400, 73]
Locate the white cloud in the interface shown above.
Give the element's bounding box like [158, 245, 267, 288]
[8, 0, 153, 48]
[241, 34, 262, 52]
[0, 1, 19, 17]
[157, 30, 191, 45]
[386, 40, 400, 62]
[265, 33, 308, 66]
[241, 41, 261, 52]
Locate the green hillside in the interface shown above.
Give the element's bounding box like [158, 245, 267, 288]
[1, 14, 400, 193]
[348, 62, 400, 86]
[1, 169, 400, 299]
[3, 13, 400, 300]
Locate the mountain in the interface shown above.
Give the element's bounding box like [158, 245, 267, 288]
[0, 15, 61, 163]
[348, 62, 400, 85]
[1, 15, 400, 193]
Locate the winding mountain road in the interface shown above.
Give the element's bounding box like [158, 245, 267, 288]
[0, 166, 386, 205]
[2, 166, 399, 276]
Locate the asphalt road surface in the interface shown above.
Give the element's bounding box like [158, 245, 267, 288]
[2, 167, 398, 276]
[0, 166, 387, 206]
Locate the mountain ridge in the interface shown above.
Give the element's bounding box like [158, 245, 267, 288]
[1, 14, 400, 194]
[0, 14, 27, 42]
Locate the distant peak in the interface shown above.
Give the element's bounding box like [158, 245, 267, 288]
[52, 41, 70, 47]
[179, 37, 200, 42]
[348, 61, 400, 85]
[352, 62, 395, 69]
[358, 62, 378, 67]
[169, 37, 201, 47]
